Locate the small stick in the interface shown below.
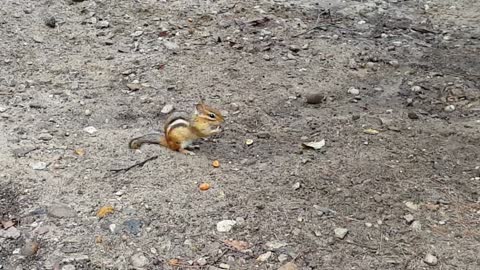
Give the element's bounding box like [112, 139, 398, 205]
[109, 155, 158, 173]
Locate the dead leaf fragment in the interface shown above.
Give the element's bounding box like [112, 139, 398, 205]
[363, 128, 380, 135]
[302, 139, 325, 150]
[96, 206, 114, 218]
[199, 183, 211, 191]
[212, 160, 220, 168]
[74, 148, 85, 156]
[168, 258, 180, 266]
[95, 235, 103, 244]
[224, 239, 250, 252]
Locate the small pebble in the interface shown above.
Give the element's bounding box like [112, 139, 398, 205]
[278, 262, 299, 270]
[292, 182, 301, 190]
[38, 133, 53, 141]
[84, 109, 92, 116]
[411, 220, 422, 232]
[83, 126, 98, 134]
[245, 139, 254, 145]
[404, 214, 415, 224]
[424, 253, 438, 266]
[411, 86, 422, 92]
[216, 220, 236, 232]
[288, 45, 300, 52]
[197, 257, 207, 266]
[62, 265, 76, 270]
[126, 83, 141, 91]
[347, 87, 360, 95]
[219, 263, 230, 269]
[256, 251, 272, 262]
[131, 253, 149, 268]
[365, 222, 373, 228]
[278, 254, 289, 263]
[31, 162, 47, 171]
[408, 112, 419, 120]
[444, 105, 455, 112]
[334, 227, 349, 239]
[45, 17, 56, 28]
[20, 241, 39, 256]
[96, 21, 110, 29]
[161, 104, 174, 114]
[305, 93, 325, 104]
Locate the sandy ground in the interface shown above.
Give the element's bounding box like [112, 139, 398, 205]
[1, 0, 480, 269]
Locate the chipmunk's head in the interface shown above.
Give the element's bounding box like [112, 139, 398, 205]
[195, 102, 224, 124]
[193, 102, 225, 136]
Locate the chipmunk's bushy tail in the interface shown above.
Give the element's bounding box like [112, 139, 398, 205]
[128, 132, 168, 149]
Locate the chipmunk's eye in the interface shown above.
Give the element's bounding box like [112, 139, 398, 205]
[208, 113, 216, 119]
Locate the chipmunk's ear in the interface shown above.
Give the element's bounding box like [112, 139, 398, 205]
[195, 103, 205, 114]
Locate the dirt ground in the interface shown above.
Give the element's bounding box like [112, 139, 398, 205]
[1, 0, 480, 269]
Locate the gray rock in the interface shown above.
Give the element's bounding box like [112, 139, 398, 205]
[96, 21, 110, 29]
[163, 40, 179, 51]
[404, 214, 415, 224]
[45, 17, 56, 28]
[48, 204, 76, 218]
[278, 262, 299, 270]
[444, 105, 455, 112]
[62, 254, 89, 263]
[411, 220, 422, 232]
[305, 93, 325, 104]
[31, 162, 48, 170]
[347, 87, 360, 95]
[161, 104, 174, 114]
[20, 241, 39, 256]
[216, 220, 236, 232]
[132, 31, 143, 37]
[265, 240, 288, 250]
[123, 219, 143, 235]
[131, 253, 149, 268]
[219, 263, 230, 269]
[0, 106, 7, 112]
[424, 253, 438, 266]
[38, 133, 53, 141]
[0, 227, 21, 239]
[278, 254, 289, 263]
[197, 257, 207, 266]
[83, 126, 97, 134]
[256, 251, 272, 262]
[288, 45, 300, 52]
[126, 83, 141, 91]
[62, 265, 76, 270]
[334, 227, 349, 239]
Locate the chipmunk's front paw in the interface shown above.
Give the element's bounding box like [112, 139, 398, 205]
[180, 149, 196, 156]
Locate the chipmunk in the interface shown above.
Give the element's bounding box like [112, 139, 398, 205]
[129, 102, 224, 155]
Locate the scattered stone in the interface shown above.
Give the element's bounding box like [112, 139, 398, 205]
[278, 254, 289, 263]
[123, 219, 143, 235]
[96, 21, 110, 29]
[288, 45, 300, 52]
[62, 265, 76, 270]
[256, 251, 272, 262]
[411, 220, 422, 232]
[348, 58, 358, 69]
[411, 86, 422, 92]
[278, 262, 299, 270]
[286, 53, 296, 60]
[334, 227, 349, 239]
[407, 112, 419, 120]
[292, 182, 301, 190]
[404, 214, 415, 224]
[424, 253, 438, 266]
[31, 162, 47, 171]
[163, 40, 179, 51]
[132, 31, 143, 37]
[38, 133, 53, 141]
[21, 241, 39, 256]
[405, 201, 420, 211]
[45, 17, 56, 28]
[62, 254, 89, 263]
[126, 83, 141, 91]
[219, 263, 230, 269]
[263, 54, 272, 61]
[347, 87, 360, 95]
[305, 93, 325, 104]
[131, 253, 149, 268]
[33, 35, 44, 43]
[0, 106, 7, 113]
[266, 240, 288, 250]
[84, 109, 92, 116]
[197, 257, 207, 266]
[444, 105, 456, 112]
[365, 222, 373, 228]
[0, 227, 21, 239]
[389, 60, 399, 67]
[216, 220, 236, 232]
[161, 104, 174, 114]
[109, 224, 117, 234]
[83, 126, 97, 134]
[48, 204, 76, 218]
